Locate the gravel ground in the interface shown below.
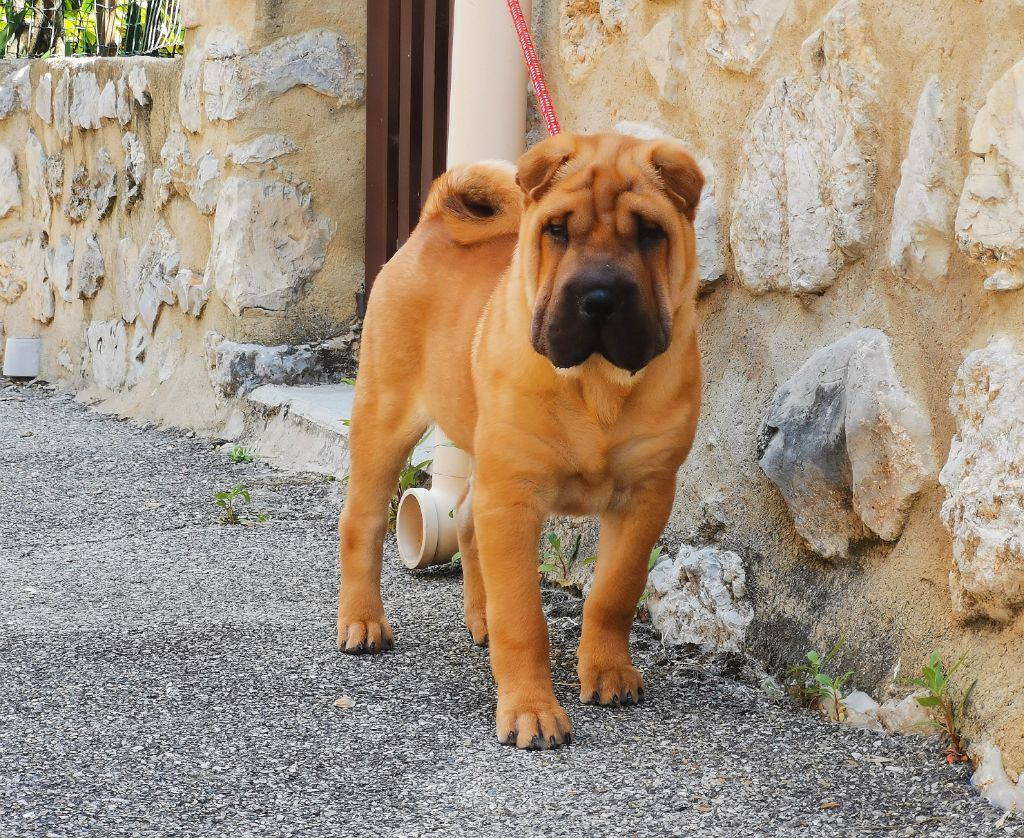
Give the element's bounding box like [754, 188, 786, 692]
[0, 383, 1018, 838]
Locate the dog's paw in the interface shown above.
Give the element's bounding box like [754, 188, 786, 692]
[496, 695, 572, 750]
[337, 617, 395, 654]
[578, 662, 645, 707]
[464, 609, 488, 647]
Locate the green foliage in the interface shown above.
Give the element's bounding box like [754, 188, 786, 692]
[909, 651, 976, 764]
[387, 457, 431, 532]
[340, 377, 357, 386]
[227, 445, 254, 464]
[538, 531, 582, 587]
[1, 0, 183, 59]
[634, 545, 665, 617]
[786, 639, 854, 722]
[214, 484, 269, 525]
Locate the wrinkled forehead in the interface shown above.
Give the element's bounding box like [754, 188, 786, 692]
[542, 135, 663, 221]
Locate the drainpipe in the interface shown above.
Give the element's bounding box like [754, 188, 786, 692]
[396, 0, 531, 570]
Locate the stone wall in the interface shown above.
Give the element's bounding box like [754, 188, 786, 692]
[0, 0, 366, 429]
[533, 0, 1024, 773]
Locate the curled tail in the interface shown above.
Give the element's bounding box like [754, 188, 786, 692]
[420, 160, 522, 245]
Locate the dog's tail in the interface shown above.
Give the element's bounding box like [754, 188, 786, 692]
[420, 160, 522, 246]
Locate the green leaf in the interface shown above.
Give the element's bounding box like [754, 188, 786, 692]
[340, 377, 356, 386]
[648, 545, 663, 570]
[539, 563, 558, 574]
[239, 489, 251, 503]
[806, 651, 821, 667]
[580, 554, 598, 567]
[914, 695, 942, 708]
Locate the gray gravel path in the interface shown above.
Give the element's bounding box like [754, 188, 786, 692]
[1, 383, 1017, 838]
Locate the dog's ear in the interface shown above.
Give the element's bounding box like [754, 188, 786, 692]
[647, 140, 704, 222]
[516, 134, 576, 203]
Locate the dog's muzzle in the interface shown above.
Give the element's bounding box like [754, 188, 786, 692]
[533, 265, 669, 374]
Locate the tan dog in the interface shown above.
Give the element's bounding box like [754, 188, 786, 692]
[338, 132, 704, 749]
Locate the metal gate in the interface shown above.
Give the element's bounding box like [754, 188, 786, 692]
[364, 0, 455, 308]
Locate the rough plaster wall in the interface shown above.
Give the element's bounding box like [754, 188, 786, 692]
[0, 0, 366, 430]
[533, 0, 1024, 773]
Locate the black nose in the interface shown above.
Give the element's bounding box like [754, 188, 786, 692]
[578, 287, 617, 321]
[571, 266, 633, 323]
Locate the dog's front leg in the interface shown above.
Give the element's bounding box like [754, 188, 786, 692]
[577, 475, 676, 707]
[473, 481, 571, 749]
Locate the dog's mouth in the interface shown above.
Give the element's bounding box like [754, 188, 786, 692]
[531, 270, 670, 374]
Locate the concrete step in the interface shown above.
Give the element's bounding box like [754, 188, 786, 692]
[226, 383, 435, 477]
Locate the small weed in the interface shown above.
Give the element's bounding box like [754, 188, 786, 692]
[539, 531, 583, 586]
[909, 651, 976, 764]
[214, 484, 269, 525]
[341, 377, 357, 386]
[451, 551, 462, 568]
[786, 639, 853, 722]
[227, 445, 254, 464]
[635, 545, 665, 616]
[388, 457, 432, 532]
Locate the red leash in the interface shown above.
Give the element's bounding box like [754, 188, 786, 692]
[505, 0, 561, 136]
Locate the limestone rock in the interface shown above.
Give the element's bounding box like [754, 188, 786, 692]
[955, 57, 1024, 292]
[30, 236, 54, 324]
[178, 34, 206, 133]
[758, 329, 934, 560]
[640, 14, 684, 102]
[840, 691, 882, 731]
[877, 691, 940, 736]
[49, 234, 75, 303]
[64, 164, 93, 222]
[125, 222, 180, 333]
[127, 66, 150, 106]
[35, 72, 52, 123]
[205, 331, 355, 398]
[174, 268, 210, 317]
[93, 147, 117, 219]
[97, 80, 117, 121]
[25, 132, 50, 228]
[43, 152, 64, 201]
[77, 233, 105, 298]
[205, 177, 334, 315]
[972, 745, 1024, 813]
[730, 0, 879, 294]
[646, 545, 753, 652]
[84, 320, 128, 391]
[939, 336, 1024, 622]
[227, 134, 298, 166]
[122, 132, 145, 211]
[205, 28, 363, 123]
[54, 71, 71, 143]
[70, 71, 101, 130]
[614, 122, 726, 292]
[159, 330, 184, 382]
[0, 144, 21, 219]
[189, 151, 221, 215]
[704, 0, 789, 73]
[559, 0, 626, 85]
[155, 130, 193, 207]
[0, 238, 27, 302]
[983, 270, 1024, 292]
[126, 327, 149, 389]
[182, 0, 208, 28]
[889, 76, 956, 284]
[115, 77, 131, 126]
[0, 62, 31, 119]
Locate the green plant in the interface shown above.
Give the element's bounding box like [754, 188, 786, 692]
[227, 445, 253, 464]
[538, 531, 582, 586]
[341, 377, 356, 386]
[214, 484, 269, 525]
[387, 457, 432, 532]
[786, 639, 853, 722]
[635, 545, 665, 616]
[909, 651, 976, 764]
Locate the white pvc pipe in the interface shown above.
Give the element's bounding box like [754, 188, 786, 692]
[396, 0, 530, 569]
[3, 337, 41, 378]
[397, 428, 474, 569]
[446, 0, 531, 167]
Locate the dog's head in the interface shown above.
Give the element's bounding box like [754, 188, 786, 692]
[516, 132, 703, 375]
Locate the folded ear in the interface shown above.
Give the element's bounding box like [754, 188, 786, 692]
[516, 134, 576, 203]
[648, 140, 704, 222]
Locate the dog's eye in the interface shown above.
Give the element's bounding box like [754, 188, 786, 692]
[544, 220, 569, 245]
[637, 219, 666, 249]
